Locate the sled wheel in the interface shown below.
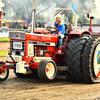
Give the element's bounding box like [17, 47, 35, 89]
[82, 36, 100, 83]
[0, 63, 9, 81]
[38, 60, 57, 81]
[29, 69, 39, 79]
[14, 73, 24, 78]
[14, 69, 24, 78]
[64, 34, 91, 82]
[14, 69, 33, 78]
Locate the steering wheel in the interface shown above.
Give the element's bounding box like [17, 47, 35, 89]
[46, 26, 59, 34]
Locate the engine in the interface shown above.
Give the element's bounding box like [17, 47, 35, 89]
[34, 46, 52, 57]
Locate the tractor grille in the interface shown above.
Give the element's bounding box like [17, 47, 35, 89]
[11, 41, 25, 56]
[9, 32, 25, 40]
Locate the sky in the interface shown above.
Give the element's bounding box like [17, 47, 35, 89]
[92, 0, 100, 18]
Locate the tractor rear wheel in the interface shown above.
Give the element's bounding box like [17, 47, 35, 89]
[0, 62, 9, 81]
[38, 60, 57, 81]
[64, 34, 91, 82]
[82, 36, 100, 83]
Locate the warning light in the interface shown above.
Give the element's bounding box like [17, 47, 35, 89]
[87, 13, 89, 18]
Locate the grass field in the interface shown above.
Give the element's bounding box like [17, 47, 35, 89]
[0, 51, 8, 56]
[0, 37, 10, 42]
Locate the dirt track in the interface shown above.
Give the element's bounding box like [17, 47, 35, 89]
[0, 42, 100, 100]
[0, 42, 9, 52]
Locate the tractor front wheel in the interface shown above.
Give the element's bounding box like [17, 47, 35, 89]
[38, 60, 57, 81]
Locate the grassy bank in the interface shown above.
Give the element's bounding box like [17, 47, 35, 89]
[0, 37, 10, 42]
[0, 51, 8, 56]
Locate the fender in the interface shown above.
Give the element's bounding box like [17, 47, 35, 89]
[66, 30, 92, 44]
[69, 30, 92, 36]
[63, 30, 92, 52]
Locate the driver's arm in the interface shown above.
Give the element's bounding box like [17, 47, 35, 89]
[58, 25, 64, 36]
[54, 21, 57, 31]
[58, 31, 62, 36]
[54, 26, 56, 28]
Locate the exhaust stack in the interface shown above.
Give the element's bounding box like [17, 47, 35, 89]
[32, 0, 36, 33]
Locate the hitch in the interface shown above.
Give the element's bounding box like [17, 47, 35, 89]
[8, 53, 16, 64]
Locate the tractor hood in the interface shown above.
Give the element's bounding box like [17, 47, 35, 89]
[9, 31, 57, 43]
[26, 33, 57, 43]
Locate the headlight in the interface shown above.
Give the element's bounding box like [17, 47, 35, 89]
[12, 51, 15, 55]
[20, 51, 24, 56]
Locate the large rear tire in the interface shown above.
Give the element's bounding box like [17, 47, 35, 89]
[64, 34, 91, 82]
[0, 62, 9, 81]
[38, 60, 57, 81]
[82, 36, 100, 83]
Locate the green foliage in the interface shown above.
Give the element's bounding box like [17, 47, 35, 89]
[63, 16, 69, 23]
[0, 37, 10, 42]
[35, 15, 44, 21]
[2, 0, 96, 24]
[2, 0, 33, 20]
[0, 51, 8, 56]
[78, 15, 90, 23]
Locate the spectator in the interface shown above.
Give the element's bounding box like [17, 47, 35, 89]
[6, 22, 9, 28]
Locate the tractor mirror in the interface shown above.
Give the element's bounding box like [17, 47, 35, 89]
[91, 16, 94, 19]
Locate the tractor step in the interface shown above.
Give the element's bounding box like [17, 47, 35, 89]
[56, 53, 63, 55]
[57, 66, 68, 71]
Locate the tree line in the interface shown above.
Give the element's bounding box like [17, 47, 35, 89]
[2, 0, 96, 24]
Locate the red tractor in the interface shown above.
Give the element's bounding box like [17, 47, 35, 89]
[0, 5, 100, 84]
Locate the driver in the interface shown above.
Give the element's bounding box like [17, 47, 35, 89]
[54, 16, 65, 53]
